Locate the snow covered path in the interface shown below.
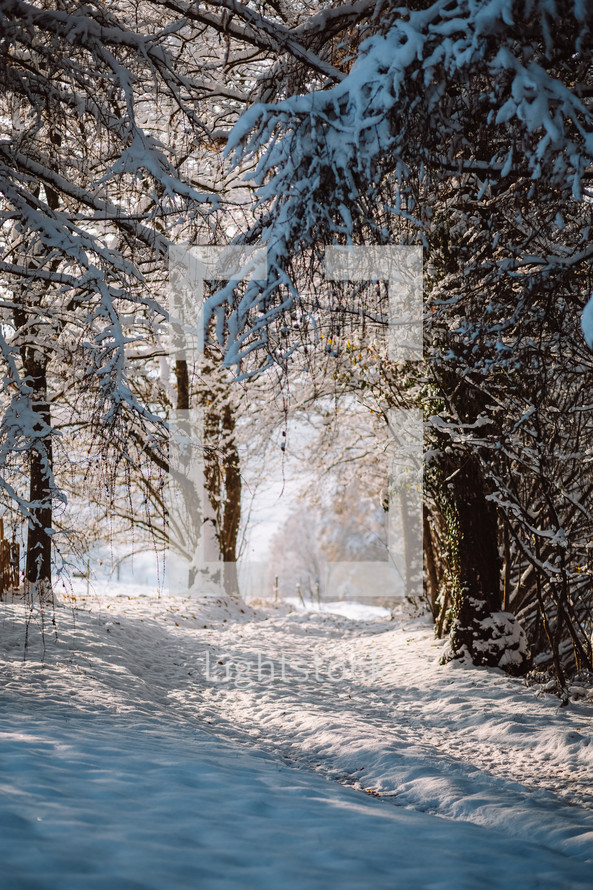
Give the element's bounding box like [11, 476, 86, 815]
[1, 590, 593, 888]
[4, 705, 593, 890]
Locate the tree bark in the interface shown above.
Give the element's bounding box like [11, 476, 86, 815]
[439, 450, 530, 673]
[423, 512, 439, 618]
[175, 359, 190, 412]
[25, 364, 53, 600]
[448, 453, 502, 655]
[219, 401, 241, 597]
[179, 348, 243, 597]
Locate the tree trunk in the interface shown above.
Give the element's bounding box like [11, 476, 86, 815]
[25, 364, 53, 600]
[219, 401, 241, 597]
[180, 347, 243, 598]
[423, 511, 439, 618]
[442, 451, 530, 673]
[432, 365, 531, 673]
[448, 454, 501, 655]
[14, 185, 59, 602]
[175, 359, 190, 412]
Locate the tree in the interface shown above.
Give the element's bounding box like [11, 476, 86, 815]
[215, 0, 593, 677]
[0, 0, 380, 599]
[0, 0, 223, 598]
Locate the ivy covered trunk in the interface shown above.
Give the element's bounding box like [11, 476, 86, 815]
[447, 453, 501, 659]
[440, 449, 530, 674]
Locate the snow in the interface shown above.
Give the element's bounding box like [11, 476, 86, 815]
[219, 0, 593, 363]
[581, 294, 593, 349]
[1, 588, 593, 887]
[284, 596, 392, 620]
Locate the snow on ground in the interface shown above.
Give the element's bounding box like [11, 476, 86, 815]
[284, 595, 392, 620]
[1, 586, 593, 888]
